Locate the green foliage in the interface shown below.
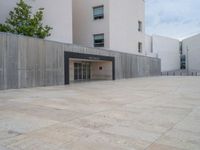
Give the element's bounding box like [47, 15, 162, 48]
[0, 0, 52, 39]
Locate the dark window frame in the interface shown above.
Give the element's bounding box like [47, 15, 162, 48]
[93, 5, 104, 20]
[93, 33, 104, 47]
[138, 42, 143, 53]
[138, 21, 142, 32]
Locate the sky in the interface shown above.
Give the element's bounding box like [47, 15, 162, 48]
[145, 0, 200, 39]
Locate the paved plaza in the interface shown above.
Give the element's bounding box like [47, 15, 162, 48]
[0, 77, 200, 150]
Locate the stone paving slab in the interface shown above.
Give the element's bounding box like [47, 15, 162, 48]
[0, 77, 200, 150]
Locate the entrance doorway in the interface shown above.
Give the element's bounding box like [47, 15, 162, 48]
[74, 62, 91, 81]
[64, 52, 115, 84]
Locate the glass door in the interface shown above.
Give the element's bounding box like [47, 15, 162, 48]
[74, 62, 91, 81]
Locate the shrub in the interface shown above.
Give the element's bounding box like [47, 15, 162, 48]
[0, 0, 52, 39]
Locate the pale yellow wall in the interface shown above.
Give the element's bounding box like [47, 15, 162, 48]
[91, 61, 112, 80]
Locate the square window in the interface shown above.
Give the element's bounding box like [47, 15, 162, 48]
[138, 42, 142, 53]
[93, 6, 104, 20]
[93, 34, 104, 47]
[138, 21, 142, 32]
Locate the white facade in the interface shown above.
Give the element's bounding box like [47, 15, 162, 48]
[73, 0, 145, 55]
[182, 34, 200, 71]
[145, 35, 180, 72]
[144, 35, 157, 57]
[0, 0, 73, 43]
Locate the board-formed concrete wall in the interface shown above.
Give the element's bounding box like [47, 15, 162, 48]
[0, 32, 161, 90]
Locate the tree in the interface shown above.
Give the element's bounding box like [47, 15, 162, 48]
[0, 0, 52, 39]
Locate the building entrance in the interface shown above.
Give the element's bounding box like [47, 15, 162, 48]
[64, 52, 115, 84]
[74, 62, 91, 81]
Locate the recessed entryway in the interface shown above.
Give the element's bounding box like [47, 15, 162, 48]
[64, 52, 115, 84]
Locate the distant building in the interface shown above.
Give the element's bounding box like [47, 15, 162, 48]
[145, 33, 200, 73]
[145, 35, 180, 72]
[182, 33, 200, 72]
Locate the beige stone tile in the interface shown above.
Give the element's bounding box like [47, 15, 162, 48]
[1, 124, 96, 150]
[0, 77, 200, 150]
[66, 132, 151, 150]
[146, 143, 184, 150]
[102, 125, 161, 142]
[0, 145, 10, 150]
[0, 102, 86, 122]
[0, 111, 58, 140]
[156, 129, 200, 150]
[174, 109, 200, 133]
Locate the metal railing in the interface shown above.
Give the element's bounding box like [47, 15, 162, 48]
[161, 71, 199, 76]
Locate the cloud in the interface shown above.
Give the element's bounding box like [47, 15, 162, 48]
[145, 0, 200, 39]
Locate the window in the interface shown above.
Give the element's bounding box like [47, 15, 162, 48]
[93, 6, 104, 20]
[138, 21, 142, 32]
[99, 66, 103, 70]
[94, 34, 104, 47]
[180, 55, 186, 69]
[138, 42, 142, 53]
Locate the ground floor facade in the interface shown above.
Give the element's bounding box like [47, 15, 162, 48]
[69, 58, 113, 83]
[0, 33, 161, 90]
[65, 52, 115, 83]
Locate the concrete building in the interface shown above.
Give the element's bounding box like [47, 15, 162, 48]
[145, 35, 180, 72]
[0, 0, 162, 89]
[0, 0, 73, 43]
[0, 33, 161, 90]
[72, 0, 145, 55]
[182, 33, 200, 72]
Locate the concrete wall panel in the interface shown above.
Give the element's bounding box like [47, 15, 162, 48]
[6, 34, 18, 89]
[0, 34, 6, 90]
[0, 33, 161, 90]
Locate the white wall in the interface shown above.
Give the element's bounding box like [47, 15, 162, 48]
[152, 35, 180, 72]
[109, 0, 145, 55]
[145, 35, 152, 54]
[144, 34, 157, 57]
[72, 0, 145, 55]
[0, 0, 72, 43]
[72, 0, 110, 48]
[182, 34, 200, 71]
[91, 61, 112, 80]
